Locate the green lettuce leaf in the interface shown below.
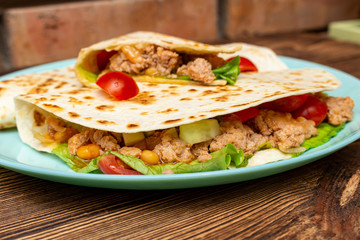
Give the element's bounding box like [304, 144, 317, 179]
[52, 143, 102, 173]
[301, 123, 345, 151]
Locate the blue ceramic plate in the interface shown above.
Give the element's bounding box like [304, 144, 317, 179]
[0, 57, 359, 189]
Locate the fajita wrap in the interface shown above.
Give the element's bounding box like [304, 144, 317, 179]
[75, 31, 286, 88]
[14, 68, 354, 175]
[0, 67, 82, 129]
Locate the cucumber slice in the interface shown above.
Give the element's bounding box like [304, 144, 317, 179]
[179, 119, 220, 144]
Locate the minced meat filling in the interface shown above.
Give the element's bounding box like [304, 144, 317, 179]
[107, 44, 218, 83]
[43, 95, 353, 166]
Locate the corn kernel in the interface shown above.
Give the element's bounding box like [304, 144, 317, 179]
[76, 144, 101, 160]
[141, 150, 160, 165]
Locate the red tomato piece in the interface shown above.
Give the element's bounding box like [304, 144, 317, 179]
[223, 107, 260, 122]
[98, 154, 143, 175]
[96, 71, 139, 100]
[291, 95, 328, 126]
[97, 50, 117, 71]
[260, 93, 309, 112]
[227, 56, 258, 72]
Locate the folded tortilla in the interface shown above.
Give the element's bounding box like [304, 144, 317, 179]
[15, 68, 340, 154]
[219, 43, 288, 72]
[0, 67, 82, 129]
[75, 32, 253, 88]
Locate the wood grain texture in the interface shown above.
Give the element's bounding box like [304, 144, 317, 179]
[1, 32, 360, 239]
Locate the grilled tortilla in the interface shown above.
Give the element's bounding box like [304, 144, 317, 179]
[0, 67, 82, 129]
[15, 68, 340, 154]
[75, 31, 245, 87]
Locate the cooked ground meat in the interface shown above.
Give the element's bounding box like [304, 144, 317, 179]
[177, 58, 216, 84]
[68, 129, 90, 155]
[46, 116, 67, 135]
[325, 96, 354, 125]
[119, 146, 142, 158]
[88, 129, 121, 152]
[191, 141, 212, 162]
[145, 131, 163, 150]
[210, 121, 267, 156]
[109, 45, 180, 75]
[153, 134, 195, 163]
[250, 110, 318, 151]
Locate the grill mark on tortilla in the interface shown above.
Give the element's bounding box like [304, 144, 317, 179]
[170, 92, 179, 96]
[42, 104, 63, 111]
[213, 95, 229, 102]
[140, 112, 148, 115]
[37, 97, 47, 102]
[146, 83, 158, 87]
[97, 120, 115, 125]
[188, 89, 197, 92]
[245, 90, 253, 93]
[27, 87, 49, 94]
[96, 105, 115, 111]
[180, 97, 192, 101]
[85, 117, 92, 120]
[208, 108, 224, 113]
[127, 123, 140, 129]
[201, 90, 220, 96]
[83, 96, 94, 100]
[128, 91, 156, 105]
[68, 112, 80, 118]
[0, 80, 11, 84]
[67, 89, 88, 95]
[158, 108, 179, 114]
[189, 116, 196, 119]
[169, 86, 178, 89]
[55, 81, 69, 89]
[68, 97, 83, 105]
[163, 119, 182, 124]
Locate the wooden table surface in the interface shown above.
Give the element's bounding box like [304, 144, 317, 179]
[1, 32, 360, 239]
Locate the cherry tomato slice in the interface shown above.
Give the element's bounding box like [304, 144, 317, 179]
[227, 56, 258, 72]
[260, 93, 309, 112]
[223, 107, 260, 122]
[98, 154, 143, 175]
[291, 95, 328, 126]
[96, 71, 139, 100]
[97, 50, 117, 71]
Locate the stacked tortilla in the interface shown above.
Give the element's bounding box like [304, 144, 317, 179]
[0, 31, 345, 174]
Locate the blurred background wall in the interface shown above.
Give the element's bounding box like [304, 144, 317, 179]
[1, 0, 360, 73]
